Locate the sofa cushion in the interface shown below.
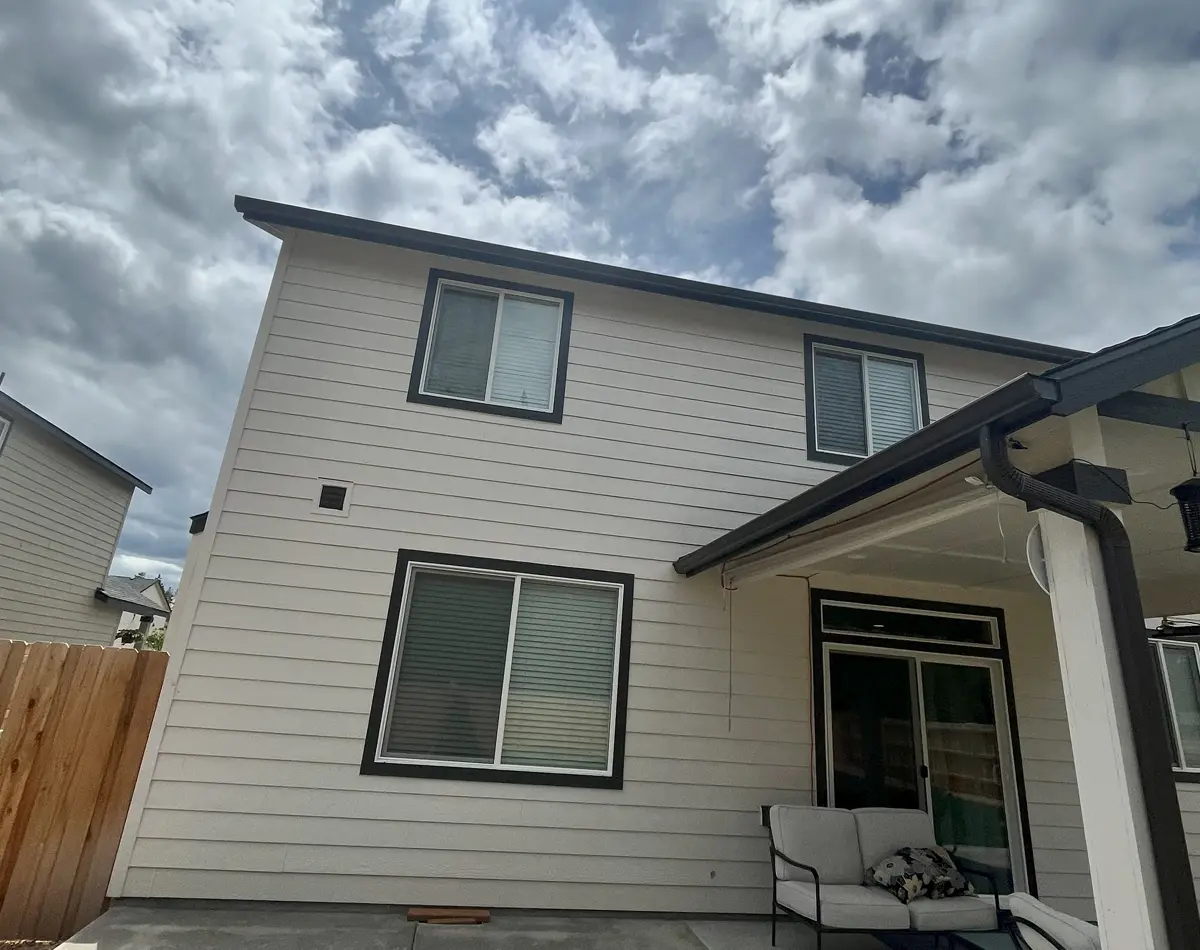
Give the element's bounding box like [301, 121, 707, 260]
[769, 805, 862, 884]
[1009, 893, 1101, 950]
[866, 846, 974, 904]
[907, 894, 997, 931]
[853, 807, 938, 869]
[776, 881, 910, 930]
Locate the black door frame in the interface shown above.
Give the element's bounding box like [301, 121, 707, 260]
[810, 587, 1039, 897]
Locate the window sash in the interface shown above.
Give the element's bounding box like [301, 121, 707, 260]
[376, 561, 624, 777]
[419, 279, 564, 412]
[812, 343, 921, 458]
[1152, 638, 1200, 772]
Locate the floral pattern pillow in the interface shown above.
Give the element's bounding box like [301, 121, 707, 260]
[865, 846, 975, 904]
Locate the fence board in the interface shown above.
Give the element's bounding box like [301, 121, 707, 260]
[0, 641, 166, 940]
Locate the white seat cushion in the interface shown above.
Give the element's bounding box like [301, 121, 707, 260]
[907, 894, 998, 931]
[1009, 893, 1101, 950]
[769, 805, 863, 884]
[853, 807, 938, 869]
[776, 881, 910, 930]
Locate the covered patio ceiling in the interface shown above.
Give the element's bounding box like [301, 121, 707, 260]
[729, 412, 1199, 616]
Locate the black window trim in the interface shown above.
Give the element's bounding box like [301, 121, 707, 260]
[804, 333, 930, 466]
[361, 549, 635, 789]
[407, 269, 574, 424]
[1149, 635, 1200, 782]
[809, 588, 1039, 897]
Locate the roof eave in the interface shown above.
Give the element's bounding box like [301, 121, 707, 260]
[0, 392, 152, 493]
[233, 195, 1084, 366]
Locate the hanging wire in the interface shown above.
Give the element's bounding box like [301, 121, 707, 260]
[994, 488, 1008, 562]
[1186, 423, 1198, 478]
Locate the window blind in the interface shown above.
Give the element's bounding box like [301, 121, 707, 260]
[500, 581, 619, 770]
[490, 296, 560, 411]
[813, 349, 867, 456]
[383, 571, 514, 762]
[866, 357, 919, 453]
[424, 286, 498, 400]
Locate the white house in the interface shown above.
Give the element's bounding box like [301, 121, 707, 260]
[0, 391, 153, 646]
[110, 574, 173, 643]
[112, 197, 1199, 949]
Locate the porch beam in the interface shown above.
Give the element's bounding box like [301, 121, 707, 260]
[722, 490, 997, 585]
[1096, 390, 1200, 429]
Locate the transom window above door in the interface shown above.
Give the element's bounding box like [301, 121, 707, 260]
[408, 270, 574, 423]
[804, 335, 928, 464]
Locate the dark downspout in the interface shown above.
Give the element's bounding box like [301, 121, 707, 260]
[979, 424, 1198, 948]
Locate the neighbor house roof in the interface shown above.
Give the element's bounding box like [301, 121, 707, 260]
[0, 391, 152, 493]
[96, 575, 171, 617]
[234, 195, 1085, 365]
[674, 311, 1200, 576]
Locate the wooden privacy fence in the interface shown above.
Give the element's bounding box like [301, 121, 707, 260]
[0, 641, 167, 940]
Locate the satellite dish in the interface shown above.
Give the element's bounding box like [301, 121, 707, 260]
[1026, 524, 1051, 595]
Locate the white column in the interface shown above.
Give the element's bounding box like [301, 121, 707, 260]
[1037, 408, 1168, 949]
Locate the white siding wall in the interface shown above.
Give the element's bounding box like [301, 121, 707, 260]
[0, 416, 131, 645]
[119, 230, 1091, 913]
[1179, 786, 1200, 899]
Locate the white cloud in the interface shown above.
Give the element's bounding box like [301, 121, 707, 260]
[519, 3, 648, 115]
[476, 104, 583, 186]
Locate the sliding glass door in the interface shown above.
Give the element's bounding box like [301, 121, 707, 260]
[826, 646, 1020, 892]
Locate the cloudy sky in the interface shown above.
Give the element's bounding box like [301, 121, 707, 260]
[2, 0, 1199, 587]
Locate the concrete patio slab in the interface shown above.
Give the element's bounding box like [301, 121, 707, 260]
[686, 919, 885, 950]
[413, 917, 705, 950]
[59, 904, 416, 950]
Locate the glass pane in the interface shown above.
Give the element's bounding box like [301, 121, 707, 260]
[424, 286, 499, 400]
[829, 652, 922, 809]
[490, 295, 560, 411]
[1163, 645, 1200, 769]
[867, 357, 919, 452]
[383, 571, 514, 762]
[822, 603, 995, 645]
[921, 662, 1012, 893]
[501, 581, 619, 770]
[813, 350, 867, 456]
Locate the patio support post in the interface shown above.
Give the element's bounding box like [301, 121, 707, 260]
[981, 415, 1197, 950]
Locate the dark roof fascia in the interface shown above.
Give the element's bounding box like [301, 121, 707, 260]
[1048, 312, 1200, 415]
[234, 196, 1083, 365]
[0, 392, 152, 493]
[673, 374, 1061, 576]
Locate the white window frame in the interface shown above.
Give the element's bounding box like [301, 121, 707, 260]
[0, 415, 9, 455]
[374, 559, 625, 778]
[810, 341, 923, 459]
[1151, 637, 1200, 773]
[418, 278, 566, 412]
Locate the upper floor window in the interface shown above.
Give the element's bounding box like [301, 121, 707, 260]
[0, 415, 9, 455]
[804, 335, 928, 465]
[408, 270, 574, 424]
[1152, 637, 1200, 772]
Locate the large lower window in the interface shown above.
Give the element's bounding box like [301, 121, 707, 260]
[1152, 638, 1200, 773]
[362, 551, 633, 788]
[407, 270, 573, 423]
[805, 335, 928, 464]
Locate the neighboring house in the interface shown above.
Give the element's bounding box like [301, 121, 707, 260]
[0, 391, 153, 646]
[109, 198, 1199, 943]
[107, 574, 173, 643]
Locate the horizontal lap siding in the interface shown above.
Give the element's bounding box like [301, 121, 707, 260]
[0, 419, 131, 645]
[126, 231, 1050, 911]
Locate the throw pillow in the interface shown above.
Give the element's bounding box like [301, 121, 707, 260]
[865, 846, 975, 904]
